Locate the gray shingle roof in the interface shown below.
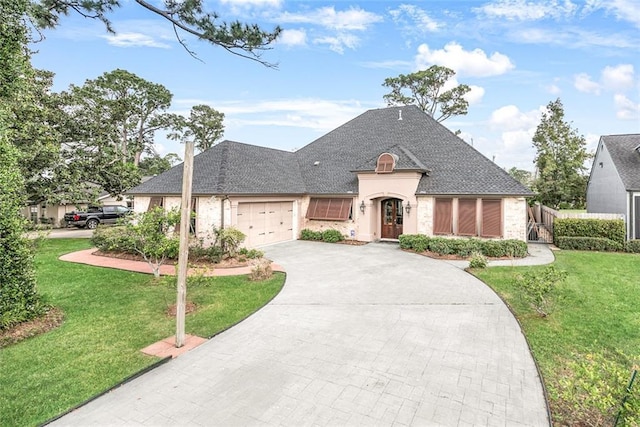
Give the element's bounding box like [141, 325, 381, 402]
[601, 134, 640, 191]
[130, 106, 533, 197]
[129, 140, 305, 195]
[297, 105, 533, 196]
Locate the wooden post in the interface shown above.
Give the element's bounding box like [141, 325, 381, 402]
[176, 141, 194, 348]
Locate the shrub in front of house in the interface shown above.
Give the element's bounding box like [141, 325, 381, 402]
[398, 234, 527, 258]
[321, 229, 344, 243]
[554, 218, 626, 246]
[92, 225, 137, 254]
[624, 240, 640, 253]
[468, 252, 488, 269]
[300, 229, 323, 241]
[556, 236, 624, 252]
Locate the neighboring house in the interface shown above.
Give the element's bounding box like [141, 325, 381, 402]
[22, 191, 130, 228]
[587, 134, 640, 240]
[128, 106, 534, 247]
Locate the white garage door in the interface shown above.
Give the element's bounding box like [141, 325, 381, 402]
[237, 202, 294, 247]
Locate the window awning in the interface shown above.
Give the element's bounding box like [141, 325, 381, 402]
[306, 198, 353, 220]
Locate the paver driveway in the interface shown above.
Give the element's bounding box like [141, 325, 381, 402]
[53, 241, 549, 426]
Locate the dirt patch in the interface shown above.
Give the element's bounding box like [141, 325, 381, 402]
[165, 301, 197, 317]
[0, 307, 64, 348]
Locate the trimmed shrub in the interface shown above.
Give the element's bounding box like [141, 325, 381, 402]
[554, 218, 625, 245]
[468, 252, 488, 269]
[216, 227, 246, 258]
[556, 236, 623, 252]
[238, 247, 264, 259]
[625, 240, 640, 254]
[300, 228, 322, 241]
[398, 234, 527, 258]
[322, 229, 344, 243]
[92, 225, 137, 254]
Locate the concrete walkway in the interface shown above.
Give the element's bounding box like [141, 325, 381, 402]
[52, 241, 550, 426]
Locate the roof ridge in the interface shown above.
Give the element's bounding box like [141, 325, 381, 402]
[215, 141, 230, 193]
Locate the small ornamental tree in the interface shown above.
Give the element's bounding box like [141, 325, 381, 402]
[124, 207, 181, 278]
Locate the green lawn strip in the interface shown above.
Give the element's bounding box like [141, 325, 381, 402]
[474, 251, 640, 424]
[0, 239, 284, 427]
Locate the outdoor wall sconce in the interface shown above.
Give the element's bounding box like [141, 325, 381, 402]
[405, 201, 411, 214]
[360, 201, 366, 213]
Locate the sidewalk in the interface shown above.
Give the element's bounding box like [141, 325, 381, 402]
[443, 242, 556, 269]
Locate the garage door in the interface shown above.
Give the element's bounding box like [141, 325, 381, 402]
[236, 202, 294, 247]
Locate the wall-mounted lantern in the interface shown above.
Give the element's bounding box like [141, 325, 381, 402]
[360, 201, 366, 213]
[405, 201, 411, 214]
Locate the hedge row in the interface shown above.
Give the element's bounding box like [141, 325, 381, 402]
[398, 234, 528, 258]
[555, 236, 623, 252]
[625, 240, 640, 253]
[300, 228, 344, 243]
[554, 218, 625, 245]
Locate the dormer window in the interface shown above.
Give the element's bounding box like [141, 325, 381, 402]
[376, 153, 397, 173]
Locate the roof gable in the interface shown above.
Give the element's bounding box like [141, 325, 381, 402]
[598, 134, 640, 191]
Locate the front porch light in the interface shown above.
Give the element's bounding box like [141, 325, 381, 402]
[360, 201, 366, 213]
[405, 201, 411, 214]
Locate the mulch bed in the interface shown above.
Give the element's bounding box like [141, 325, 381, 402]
[0, 307, 64, 348]
[93, 250, 249, 269]
[407, 249, 525, 261]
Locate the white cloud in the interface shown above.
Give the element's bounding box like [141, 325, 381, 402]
[574, 73, 601, 94]
[171, 98, 379, 132]
[546, 84, 562, 95]
[389, 4, 442, 33]
[314, 33, 360, 54]
[465, 85, 485, 105]
[614, 94, 640, 120]
[277, 29, 307, 47]
[101, 32, 170, 48]
[415, 42, 514, 77]
[475, 0, 578, 20]
[489, 105, 541, 131]
[598, 0, 640, 28]
[601, 64, 635, 91]
[279, 6, 383, 31]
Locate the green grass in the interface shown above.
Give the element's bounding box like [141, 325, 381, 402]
[0, 239, 284, 426]
[474, 250, 640, 425]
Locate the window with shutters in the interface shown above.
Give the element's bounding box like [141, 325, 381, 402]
[481, 199, 502, 237]
[434, 198, 453, 235]
[147, 197, 164, 211]
[376, 153, 396, 173]
[306, 198, 353, 220]
[457, 199, 477, 236]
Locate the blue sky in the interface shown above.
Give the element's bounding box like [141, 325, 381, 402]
[31, 0, 640, 171]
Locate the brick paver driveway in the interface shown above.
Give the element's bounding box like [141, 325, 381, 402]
[53, 241, 549, 426]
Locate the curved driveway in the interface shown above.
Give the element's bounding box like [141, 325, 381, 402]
[54, 241, 549, 426]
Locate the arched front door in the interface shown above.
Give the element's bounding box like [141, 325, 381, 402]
[381, 198, 403, 239]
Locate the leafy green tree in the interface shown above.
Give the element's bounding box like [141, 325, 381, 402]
[122, 207, 181, 278]
[28, 0, 281, 65]
[532, 99, 591, 209]
[507, 167, 533, 188]
[0, 0, 45, 329]
[382, 65, 471, 122]
[139, 152, 181, 176]
[166, 104, 225, 152]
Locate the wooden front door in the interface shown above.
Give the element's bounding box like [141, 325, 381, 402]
[381, 198, 403, 239]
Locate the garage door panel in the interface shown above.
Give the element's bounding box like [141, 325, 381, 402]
[236, 202, 294, 247]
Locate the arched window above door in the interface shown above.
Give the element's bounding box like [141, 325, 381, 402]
[376, 153, 398, 173]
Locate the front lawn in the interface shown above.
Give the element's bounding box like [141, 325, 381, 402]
[0, 239, 284, 426]
[474, 250, 639, 425]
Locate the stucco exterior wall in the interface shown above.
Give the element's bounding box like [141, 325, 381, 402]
[587, 142, 627, 215]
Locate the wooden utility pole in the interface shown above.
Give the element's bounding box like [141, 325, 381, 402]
[175, 141, 194, 348]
